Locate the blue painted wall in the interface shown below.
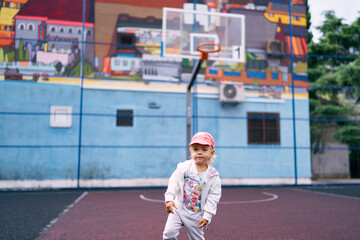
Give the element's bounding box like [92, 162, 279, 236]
[0, 81, 311, 180]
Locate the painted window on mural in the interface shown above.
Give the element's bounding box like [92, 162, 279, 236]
[247, 112, 280, 145]
[116, 110, 133, 127]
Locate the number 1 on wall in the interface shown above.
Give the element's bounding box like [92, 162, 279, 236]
[232, 45, 243, 61]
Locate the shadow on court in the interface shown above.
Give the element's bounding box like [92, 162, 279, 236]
[0, 191, 84, 240]
[1, 186, 360, 240]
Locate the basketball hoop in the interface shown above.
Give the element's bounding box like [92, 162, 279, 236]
[196, 42, 221, 60]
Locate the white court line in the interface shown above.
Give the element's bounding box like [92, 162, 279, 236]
[140, 192, 278, 204]
[290, 188, 360, 200]
[38, 191, 88, 235]
[140, 194, 163, 203]
[219, 192, 278, 204]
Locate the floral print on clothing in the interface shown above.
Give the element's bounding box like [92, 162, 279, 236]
[208, 166, 218, 177]
[183, 171, 203, 212]
[183, 162, 217, 213]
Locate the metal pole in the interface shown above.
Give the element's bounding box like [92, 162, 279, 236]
[77, 0, 86, 188]
[288, 1, 298, 185]
[186, 58, 204, 158]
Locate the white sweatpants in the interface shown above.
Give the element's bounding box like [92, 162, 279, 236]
[163, 208, 205, 240]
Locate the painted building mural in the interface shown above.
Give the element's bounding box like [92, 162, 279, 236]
[0, 0, 307, 90]
[0, 0, 94, 78]
[0, 0, 311, 187]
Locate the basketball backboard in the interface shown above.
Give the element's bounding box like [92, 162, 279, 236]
[162, 7, 245, 63]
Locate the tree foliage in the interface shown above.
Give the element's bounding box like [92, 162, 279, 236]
[18, 39, 24, 61]
[305, 0, 313, 43]
[308, 11, 360, 69]
[308, 9, 360, 176]
[63, 54, 93, 77]
[0, 48, 4, 63]
[309, 11, 360, 119]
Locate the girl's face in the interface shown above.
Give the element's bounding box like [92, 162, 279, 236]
[190, 144, 215, 166]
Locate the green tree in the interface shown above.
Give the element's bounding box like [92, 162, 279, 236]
[69, 60, 93, 77]
[18, 39, 24, 61]
[0, 48, 4, 63]
[24, 47, 30, 61]
[7, 51, 14, 62]
[308, 11, 360, 177]
[305, 0, 313, 44]
[55, 62, 63, 74]
[63, 54, 93, 77]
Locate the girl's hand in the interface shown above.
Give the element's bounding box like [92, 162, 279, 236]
[165, 201, 177, 214]
[197, 218, 209, 228]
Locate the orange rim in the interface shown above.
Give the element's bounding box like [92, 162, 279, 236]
[196, 42, 221, 60]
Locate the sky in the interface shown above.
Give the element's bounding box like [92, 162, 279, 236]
[308, 0, 360, 42]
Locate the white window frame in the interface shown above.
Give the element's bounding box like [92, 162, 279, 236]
[18, 23, 25, 30]
[28, 23, 34, 31]
[50, 105, 72, 128]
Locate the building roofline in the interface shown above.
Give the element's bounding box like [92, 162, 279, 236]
[15, 16, 94, 28]
[15, 16, 48, 21]
[47, 20, 94, 28]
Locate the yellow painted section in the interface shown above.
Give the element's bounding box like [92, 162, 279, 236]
[247, 91, 308, 100]
[43, 77, 189, 93]
[0, 7, 19, 25]
[135, 43, 160, 48]
[264, 13, 306, 27]
[43, 77, 307, 99]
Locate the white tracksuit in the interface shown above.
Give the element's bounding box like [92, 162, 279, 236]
[163, 160, 221, 240]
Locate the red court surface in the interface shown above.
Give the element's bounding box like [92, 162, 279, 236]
[38, 187, 360, 240]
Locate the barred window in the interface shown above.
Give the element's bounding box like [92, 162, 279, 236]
[116, 110, 133, 127]
[247, 112, 280, 144]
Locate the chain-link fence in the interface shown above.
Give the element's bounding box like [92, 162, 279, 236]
[0, 0, 359, 189]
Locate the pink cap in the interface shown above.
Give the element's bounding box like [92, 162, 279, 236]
[189, 132, 215, 149]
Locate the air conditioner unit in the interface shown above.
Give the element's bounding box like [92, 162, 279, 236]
[219, 83, 245, 103]
[266, 40, 283, 56]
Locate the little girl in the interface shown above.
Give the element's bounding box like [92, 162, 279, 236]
[163, 132, 222, 240]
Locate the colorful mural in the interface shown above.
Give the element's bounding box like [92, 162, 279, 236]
[0, 0, 308, 95]
[0, 0, 312, 186]
[0, 0, 94, 79]
[0, 0, 29, 47]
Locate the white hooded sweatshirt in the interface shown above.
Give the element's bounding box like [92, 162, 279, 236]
[164, 160, 221, 223]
